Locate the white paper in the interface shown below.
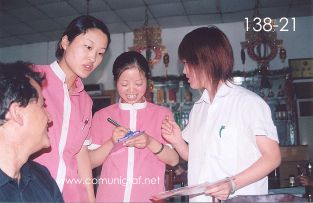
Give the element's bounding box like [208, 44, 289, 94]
[150, 178, 229, 201]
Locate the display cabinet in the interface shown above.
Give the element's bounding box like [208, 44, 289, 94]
[148, 75, 202, 129]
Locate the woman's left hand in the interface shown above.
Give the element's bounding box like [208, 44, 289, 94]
[124, 132, 150, 149]
[204, 180, 232, 201]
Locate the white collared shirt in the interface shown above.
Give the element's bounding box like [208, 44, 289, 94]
[182, 81, 278, 202]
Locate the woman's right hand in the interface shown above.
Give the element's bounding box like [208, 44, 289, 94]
[112, 126, 128, 144]
[161, 116, 183, 146]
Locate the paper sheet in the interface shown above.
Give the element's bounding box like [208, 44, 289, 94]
[150, 178, 230, 201]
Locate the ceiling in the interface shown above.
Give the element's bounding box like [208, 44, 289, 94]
[0, 0, 312, 48]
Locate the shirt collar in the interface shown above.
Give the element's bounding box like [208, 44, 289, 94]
[215, 81, 234, 97]
[50, 61, 66, 82]
[118, 98, 147, 110]
[195, 89, 210, 104]
[71, 78, 84, 95]
[0, 167, 10, 187]
[195, 81, 234, 104]
[50, 61, 84, 95]
[0, 162, 31, 188]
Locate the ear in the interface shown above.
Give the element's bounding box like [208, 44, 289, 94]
[6, 103, 24, 126]
[60, 35, 70, 51]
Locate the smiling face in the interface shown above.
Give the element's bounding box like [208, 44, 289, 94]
[116, 66, 147, 104]
[59, 28, 109, 79]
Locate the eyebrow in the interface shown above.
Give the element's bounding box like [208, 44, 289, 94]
[120, 79, 143, 83]
[85, 39, 106, 50]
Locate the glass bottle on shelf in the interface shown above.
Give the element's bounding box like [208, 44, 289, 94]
[156, 88, 165, 104]
[277, 84, 285, 97]
[275, 104, 281, 121]
[268, 88, 274, 98]
[303, 163, 312, 201]
[177, 80, 184, 104]
[174, 111, 181, 128]
[275, 104, 287, 121]
[184, 88, 192, 103]
[286, 111, 297, 145]
[168, 88, 176, 103]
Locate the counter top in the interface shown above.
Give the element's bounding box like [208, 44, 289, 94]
[269, 186, 305, 197]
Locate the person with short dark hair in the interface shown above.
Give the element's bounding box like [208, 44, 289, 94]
[0, 61, 63, 202]
[161, 26, 281, 201]
[88, 51, 179, 202]
[32, 15, 111, 202]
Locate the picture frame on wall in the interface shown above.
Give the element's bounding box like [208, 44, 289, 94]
[289, 58, 313, 78]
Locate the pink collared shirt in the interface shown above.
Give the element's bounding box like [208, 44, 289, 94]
[90, 100, 172, 202]
[33, 61, 92, 202]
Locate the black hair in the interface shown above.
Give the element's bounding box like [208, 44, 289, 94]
[112, 51, 151, 82]
[0, 61, 44, 125]
[55, 15, 111, 60]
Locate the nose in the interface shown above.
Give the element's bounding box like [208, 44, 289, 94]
[127, 83, 139, 93]
[183, 66, 187, 75]
[88, 50, 97, 62]
[129, 84, 135, 92]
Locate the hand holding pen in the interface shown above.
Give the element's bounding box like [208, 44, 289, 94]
[107, 117, 147, 147]
[107, 118, 128, 144]
[107, 118, 144, 143]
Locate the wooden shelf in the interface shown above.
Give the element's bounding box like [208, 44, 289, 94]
[280, 145, 309, 162]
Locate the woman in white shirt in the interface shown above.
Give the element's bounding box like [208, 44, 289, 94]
[161, 26, 281, 202]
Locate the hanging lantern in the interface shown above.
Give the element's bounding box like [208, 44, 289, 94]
[163, 53, 169, 67]
[279, 47, 287, 62]
[163, 52, 169, 77]
[129, 8, 166, 68]
[241, 49, 246, 65]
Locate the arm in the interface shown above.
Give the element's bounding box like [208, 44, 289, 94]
[124, 133, 179, 166]
[88, 139, 114, 169]
[89, 126, 128, 168]
[76, 145, 95, 203]
[161, 117, 189, 161]
[232, 136, 281, 190]
[205, 136, 281, 200]
[147, 136, 179, 166]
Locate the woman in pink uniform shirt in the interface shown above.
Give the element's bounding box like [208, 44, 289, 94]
[89, 51, 179, 202]
[32, 15, 111, 202]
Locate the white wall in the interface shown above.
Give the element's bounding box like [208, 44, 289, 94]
[0, 16, 312, 90]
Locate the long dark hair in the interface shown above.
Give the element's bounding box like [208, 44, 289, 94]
[178, 26, 233, 96]
[55, 15, 111, 60]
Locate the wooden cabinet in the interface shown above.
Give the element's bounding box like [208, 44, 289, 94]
[90, 90, 116, 115]
[276, 145, 309, 188]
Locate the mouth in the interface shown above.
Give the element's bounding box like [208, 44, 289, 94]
[126, 94, 138, 100]
[83, 64, 94, 71]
